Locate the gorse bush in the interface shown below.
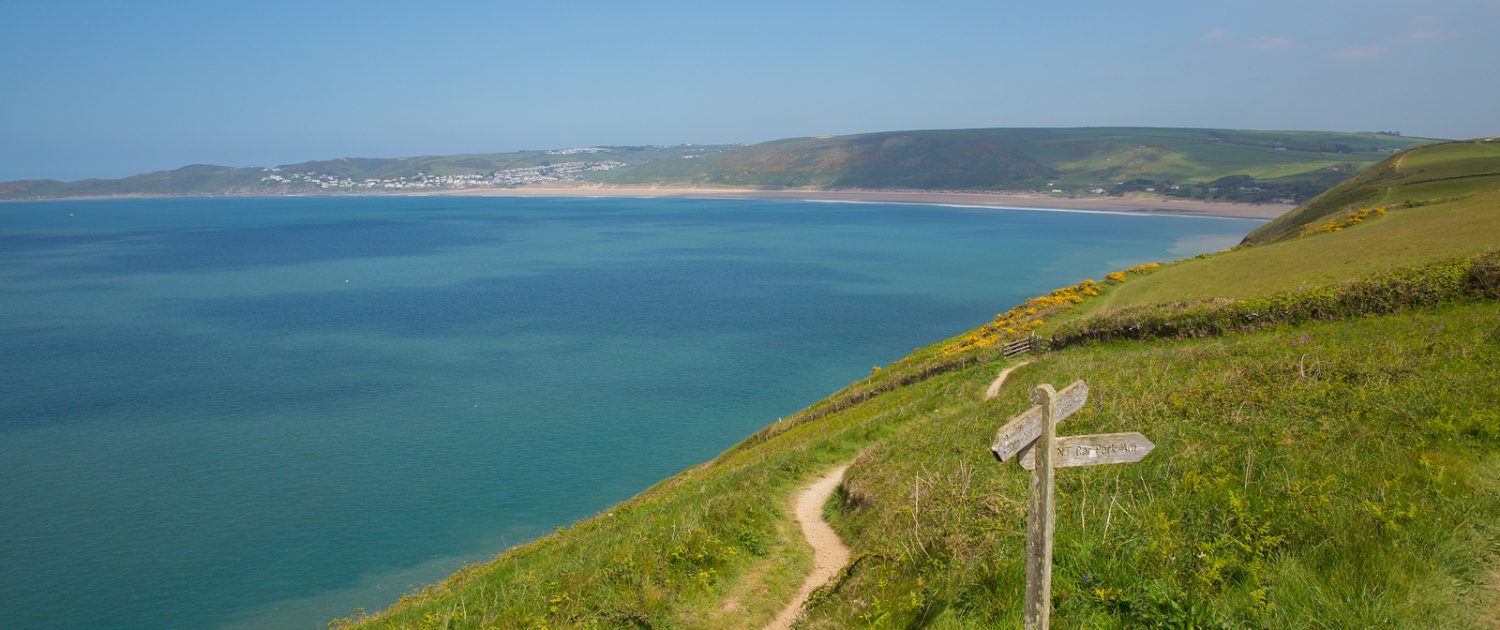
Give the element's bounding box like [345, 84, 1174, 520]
[1051, 251, 1500, 348]
[1298, 206, 1385, 237]
[941, 263, 1162, 356]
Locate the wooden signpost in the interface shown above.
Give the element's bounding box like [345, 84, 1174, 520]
[1018, 432, 1155, 471]
[990, 380, 1154, 630]
[990, 380, 1089, 462]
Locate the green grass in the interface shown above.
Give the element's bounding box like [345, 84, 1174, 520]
[803, 302, 1500, 628]
[1034, 140, 1500, 331]
[1035, 128, 1402, 184]
[343, 297, 1500, 629]
[341, 139, 1500, 629]
[1050, 252, 1500, 348]
[336, 352, 1004, 629]
[1247, 139, 1500, 245]
[1090, 191, 1499, 309]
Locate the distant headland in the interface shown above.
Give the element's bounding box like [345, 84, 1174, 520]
[0, 127, 1430, 216]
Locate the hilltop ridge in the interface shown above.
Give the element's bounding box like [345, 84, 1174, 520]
[1246, 138, 1500, 244]
[603, 127, 1429, 204]
[0, 127, 1430, 204]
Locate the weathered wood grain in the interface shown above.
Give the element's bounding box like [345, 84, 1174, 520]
[1019, 432, 1156, 471]
[994, 377, 1155, 629]
[1002, 338, 1032, 358]
[990, 380, 1088, 462]
[1024, 384, 1057, 630]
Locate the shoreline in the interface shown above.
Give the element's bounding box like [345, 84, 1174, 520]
[428, 185, 1292, 220]
[1, 186, 1292, 220]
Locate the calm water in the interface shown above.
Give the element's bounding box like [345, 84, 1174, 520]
[0, 196, 1260, 628]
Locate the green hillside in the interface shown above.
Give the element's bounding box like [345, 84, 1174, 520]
[0, 146, 732, 200]
[599, 127, 1430, 202]
[0, 164, 269, 199]
[335, 140, 1500, 628]
[267, 145, 731, 180]
[1041, 139, 1500, 325]
[0, 128, 1429, 202]
[1247, 139, 1500, 245]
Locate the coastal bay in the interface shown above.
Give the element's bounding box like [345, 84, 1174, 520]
[0, 195, 1260, 629]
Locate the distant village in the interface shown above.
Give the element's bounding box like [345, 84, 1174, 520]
[257, 154, 626, 190]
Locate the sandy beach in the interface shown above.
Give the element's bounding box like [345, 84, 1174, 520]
[7, 185, 1293, 220]
[432, 184, 1292, 220]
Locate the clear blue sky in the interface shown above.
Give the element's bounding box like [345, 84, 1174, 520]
[2, 0, 1496, 181]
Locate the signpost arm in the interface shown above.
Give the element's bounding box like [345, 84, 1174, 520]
[1024, 384, 1057, 630]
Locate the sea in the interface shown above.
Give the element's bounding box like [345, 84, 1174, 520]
[0, 195, 1261, 628]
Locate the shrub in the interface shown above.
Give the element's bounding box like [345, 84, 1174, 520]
[941, 262, 1164, 355]
[1051, 251, 1500, 348]
[1299, 206, 1385, 237]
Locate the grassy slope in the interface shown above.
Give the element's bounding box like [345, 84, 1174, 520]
[346, 308, 1500, 629]
[1248, 140, 1500, 244]
[343, 141, 1499, 629]
[1044, 139, 1500, 329]
[809, 302, 1500, 628]
[337, 356, 997, 628]
[600, 127, 1428, 195]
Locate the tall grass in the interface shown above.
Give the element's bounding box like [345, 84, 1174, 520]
[346, 276, 1500, 628]
[1052, 251, 1500, 348]
[803, 302, 1500, 628]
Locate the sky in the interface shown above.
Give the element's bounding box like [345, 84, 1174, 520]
[1, 0, 1497, 181]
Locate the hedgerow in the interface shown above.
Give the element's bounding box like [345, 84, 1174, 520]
[1051, 251, 1500, 348]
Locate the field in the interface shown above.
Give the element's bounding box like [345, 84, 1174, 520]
[599, 127, 1430, 201]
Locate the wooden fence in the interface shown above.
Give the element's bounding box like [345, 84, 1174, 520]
[1001, 337, 1032, 358]
[1003, 334, 1055, 358]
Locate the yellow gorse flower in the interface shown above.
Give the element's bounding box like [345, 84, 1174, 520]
[1300, 207, 1386, 237]
[939, 263, 1162, 355]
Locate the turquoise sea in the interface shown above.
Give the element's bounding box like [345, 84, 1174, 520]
[0, 196, 1260, 628]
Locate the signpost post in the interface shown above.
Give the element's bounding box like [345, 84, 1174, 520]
[990, 380, 1154, 630]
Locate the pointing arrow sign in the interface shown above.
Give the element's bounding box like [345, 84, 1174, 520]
[1019, 432, 1155, 470]
[991, 380, 1156, 630]
[990, 379, 1088, 462]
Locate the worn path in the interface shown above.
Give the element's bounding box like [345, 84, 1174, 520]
[764, 464, 851, 630]
[984, 360, 1032, 400]
[761, 360, 1031, 626]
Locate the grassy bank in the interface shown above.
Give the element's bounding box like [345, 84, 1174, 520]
[808, 301, 1500, 627]
[344, 271, 1500, 629]
[1043, 139, 1500, 329]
